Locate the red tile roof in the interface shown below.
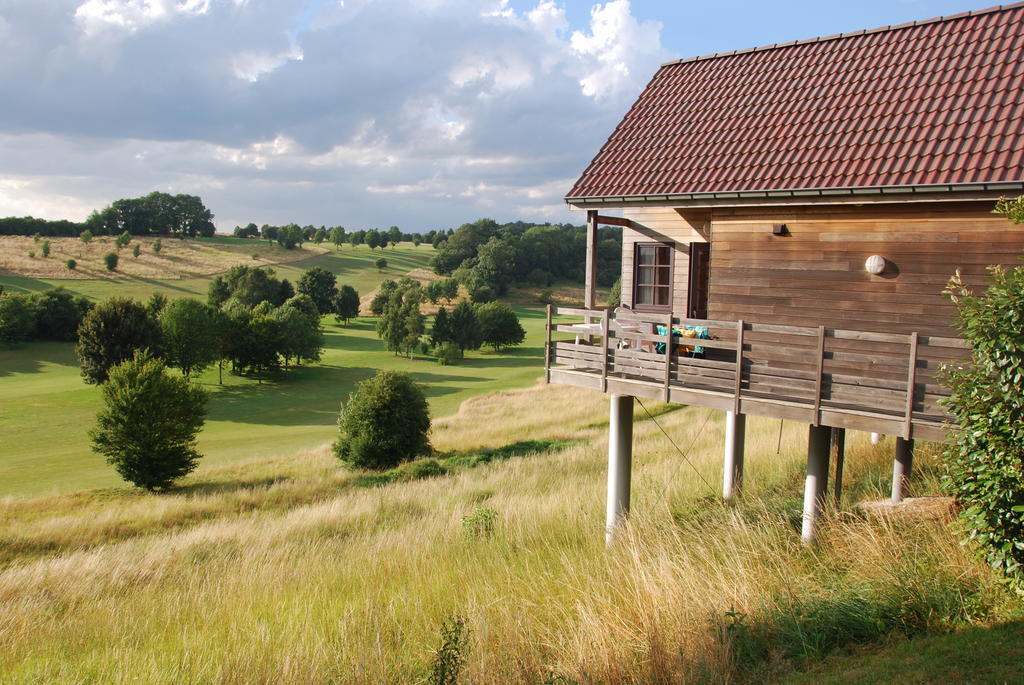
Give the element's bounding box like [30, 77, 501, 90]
[566, 3, 1024, 202]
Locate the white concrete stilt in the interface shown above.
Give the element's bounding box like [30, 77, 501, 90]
[722, 411, 746, 499]
[605, 394, 634, 546]
[870, 432, 882, 445]
[891, 437, 915, 503]
[801, 425, 832, 545]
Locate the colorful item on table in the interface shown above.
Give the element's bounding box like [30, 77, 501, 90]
[654, 325, 709, 354]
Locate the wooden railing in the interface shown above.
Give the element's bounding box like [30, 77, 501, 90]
[544, 307, 967, 442]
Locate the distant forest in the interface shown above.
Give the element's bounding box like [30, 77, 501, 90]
[0, 191, 215, 238]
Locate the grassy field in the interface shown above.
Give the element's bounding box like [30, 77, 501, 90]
[0, 383, 1019, 683]
[0, 307, 550, 496]
[0, 238, 433, 302]
[0, 239, 554, 496]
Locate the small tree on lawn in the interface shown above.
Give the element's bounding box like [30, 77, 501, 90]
[40, 240, 50, 258]
[79, 229, 93, 245]
[449, 300, 482, 357]
[941, 195, 1024, 588]
[297, 266, 338, 315]
[333, 284, 360, 325]
[430, 306, 453, 347]
[115, 231, 132, 249]
[375, 257, 388, 272]
[90, 351, 207, 490]
[104, 252, 118, 272]
[152, 237, 162, 253]
[476, 301, 525, 352]
[333, 370, 430, 470]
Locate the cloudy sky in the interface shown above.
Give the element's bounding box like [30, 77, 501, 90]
[0, 0, 999, 232]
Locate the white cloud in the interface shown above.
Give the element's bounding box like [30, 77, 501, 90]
[74, 0, 212, 36]
[1, 0, 671, 230]
[232, 43, 304, 82]
[571, 0, 666, 100]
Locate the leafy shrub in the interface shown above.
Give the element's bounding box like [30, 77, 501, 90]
[27, 250, 35, 259]
[434, 341, 460, 365]
[608, 277, 622, 308]
[89, 351, 207, 490]
[333, 370, 431, 470]
[461, 506, 497, 539]
[0, 293, 37, 344]
[65, 258, 77, 270]
[430, 615, 469, 685]
[392, 458, 446, 481]
[79, 229, 93, 244]
[34, 287, 92, 342]
[152, 238, 162, 253]
[41, 240, 50, 258]
[469, 284, 495, 303]
[103, 252, 118, 271]
[132, 244, 141, 258]
[76, 297, 162, 384]
[942, 264, 1024, 587]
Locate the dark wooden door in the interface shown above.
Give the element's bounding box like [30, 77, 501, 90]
[687, 243, 710, 319]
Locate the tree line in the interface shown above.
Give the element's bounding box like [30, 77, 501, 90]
[371, 277, 525, 364]
[429, 218, 621, 301]
[0, 191, 216, 238]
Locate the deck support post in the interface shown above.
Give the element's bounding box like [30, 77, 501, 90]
[585, 210, 598, 311]
[606, 394, 634, 546]
[801, 425, 832, 545]
[831, 427, 846, 507]
[870, 432, 882, 445]
[722, 411, 746, 499]
[891, 437, 914, 503]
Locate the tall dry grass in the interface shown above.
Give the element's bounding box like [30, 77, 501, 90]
[0, 383, 1007, 683]
[0, 235, 324, 279]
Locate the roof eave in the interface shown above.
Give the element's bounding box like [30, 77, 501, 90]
[564, 182, 1024, 210]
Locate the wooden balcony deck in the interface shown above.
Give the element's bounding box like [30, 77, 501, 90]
[544, 307, 967, 443]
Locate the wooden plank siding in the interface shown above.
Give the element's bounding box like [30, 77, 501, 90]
[614, 202, 1024, 337]
[620, 207, 708, 313]
[707, 202, 1024, 337]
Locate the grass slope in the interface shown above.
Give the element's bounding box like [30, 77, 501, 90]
[0, 239, 552, 496]
[0, 307, 548, 496]
[0, 385, 1018, 683]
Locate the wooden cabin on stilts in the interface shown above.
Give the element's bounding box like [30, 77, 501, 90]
[547, 4, 1024, 545]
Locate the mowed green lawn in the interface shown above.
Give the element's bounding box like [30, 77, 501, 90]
[0, 240, 551, 496]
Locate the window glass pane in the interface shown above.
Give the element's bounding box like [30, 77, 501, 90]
[638, 246, 655, 265]
[636, 287, 653, 305]
[656, 246, 671, 266]
[656, 266, 671, 285]
[655, 287, 669, 306]
[637, 266, 654, 285]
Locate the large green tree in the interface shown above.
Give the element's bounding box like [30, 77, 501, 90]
[449, 300, 482, 357]
[0, 293, 37, 344]
[476, 302, 525, 352]
[158, 298, 220, 379]
[333, 285, 360, 325]
[90, 352, 207, 490]
[33, 287, 93, 342]
[76, 298, 162, 384]
[297, 266, 338, 315]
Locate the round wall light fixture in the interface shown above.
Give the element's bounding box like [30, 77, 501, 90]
[864, 254, 887, 275]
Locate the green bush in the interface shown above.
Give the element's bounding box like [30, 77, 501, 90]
[434, 341, 460, 365]
[333, 370, 431, 470]
[103, 252, 118, 272]
[66, 258, 76, 270]
[152, 238, 162, 253]
[41, 240, 50, 258]
[0, 293, 37, 344]
[76, 297, 162, 384]
[89, 351, 207, 490]
[942, 264, 1024, 587]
